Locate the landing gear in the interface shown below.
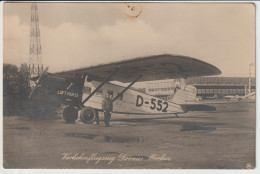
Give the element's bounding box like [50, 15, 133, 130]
[62, 106, 78, 123]
[80, 107, 97, 124]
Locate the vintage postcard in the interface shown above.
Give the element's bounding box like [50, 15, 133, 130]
[2, 1, 257, 171]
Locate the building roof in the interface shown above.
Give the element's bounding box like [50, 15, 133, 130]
[186, 77, 256, 86]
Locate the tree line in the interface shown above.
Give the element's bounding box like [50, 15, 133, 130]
[3, 63, 31, 115]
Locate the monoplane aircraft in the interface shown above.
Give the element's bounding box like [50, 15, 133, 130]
[29, 54, 221, 123]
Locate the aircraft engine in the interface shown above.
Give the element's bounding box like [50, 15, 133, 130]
[80, 107, 97, 124]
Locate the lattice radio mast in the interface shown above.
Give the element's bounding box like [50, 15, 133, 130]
[248, 63, 254, 94]
[29, 3, 43, 77]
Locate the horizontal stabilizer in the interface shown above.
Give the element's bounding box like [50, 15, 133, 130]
[181, 104, 216, 112]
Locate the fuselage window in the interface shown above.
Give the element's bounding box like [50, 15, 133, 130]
[83, 86, 92, 94]
[118, 93, 123, 100]
[95, 89, 103, 96]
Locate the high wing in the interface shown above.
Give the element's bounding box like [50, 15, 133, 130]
[54, 54, 221, 83]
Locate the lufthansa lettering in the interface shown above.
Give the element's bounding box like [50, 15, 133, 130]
[57, 90, 79, 98]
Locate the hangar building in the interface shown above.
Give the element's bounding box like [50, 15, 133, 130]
[146, 77, 256, 100]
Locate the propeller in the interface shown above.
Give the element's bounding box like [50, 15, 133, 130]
[29, 67, 49, 100]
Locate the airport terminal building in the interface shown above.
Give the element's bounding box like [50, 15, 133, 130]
[146, 77, 256, 99]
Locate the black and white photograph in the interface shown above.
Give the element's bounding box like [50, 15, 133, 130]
[2, 1, 256, 170]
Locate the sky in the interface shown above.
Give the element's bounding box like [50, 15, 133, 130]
[3, 2, 256, 78]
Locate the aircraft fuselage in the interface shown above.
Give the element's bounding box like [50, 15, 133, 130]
[82, 80, 184, 115]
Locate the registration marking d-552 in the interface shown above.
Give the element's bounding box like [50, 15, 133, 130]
[136, 95, 168, 112]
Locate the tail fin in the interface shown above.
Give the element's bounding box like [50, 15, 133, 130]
[171, 85, 197, 104]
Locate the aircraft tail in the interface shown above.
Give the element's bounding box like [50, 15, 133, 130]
[171, 85, 197, 104]
[170, 85, 216, 112]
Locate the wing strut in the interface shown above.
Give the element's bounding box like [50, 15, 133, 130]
[81, 68, 120, 106]
[112, 75, 142, 102]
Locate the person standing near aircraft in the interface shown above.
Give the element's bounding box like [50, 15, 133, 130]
[102, 92, 113, 127]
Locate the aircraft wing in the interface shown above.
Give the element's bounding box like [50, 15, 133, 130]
[54, 54, 221, 83]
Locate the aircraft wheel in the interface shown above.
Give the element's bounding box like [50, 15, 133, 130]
[62, 106, 78, 123]
[80, 107, 96, 124]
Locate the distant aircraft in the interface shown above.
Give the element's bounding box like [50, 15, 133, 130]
[203, 95, 219, 100]
[224, 92, 256, 102]
[28, 54, 221, 123]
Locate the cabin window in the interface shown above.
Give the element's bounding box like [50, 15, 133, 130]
[83, 86, 92, 94]
[117, 93, 123, 100]
[95, 89, 103, 96]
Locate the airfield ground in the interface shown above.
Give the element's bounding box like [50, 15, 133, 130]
[3, 102, 256, 169]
